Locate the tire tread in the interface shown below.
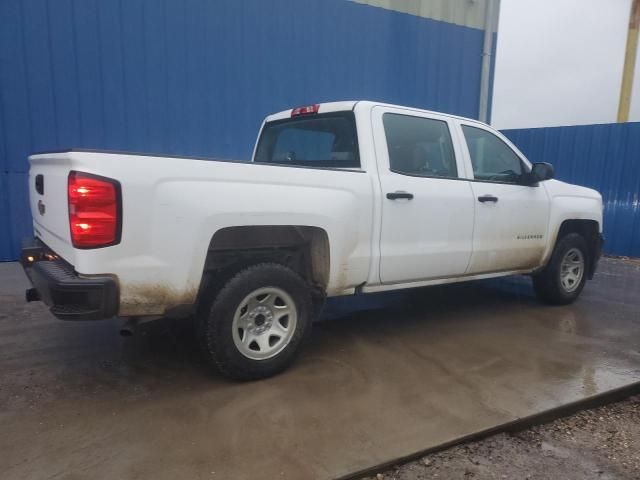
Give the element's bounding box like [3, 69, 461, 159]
[533, 232, 588, 305]
[197, 262, 312, 380]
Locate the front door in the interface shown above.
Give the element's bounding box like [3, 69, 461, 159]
[457, 123, 550, 274]
[373, 107, 475, 284]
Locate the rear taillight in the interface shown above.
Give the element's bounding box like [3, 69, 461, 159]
[68, 171, 121, 248]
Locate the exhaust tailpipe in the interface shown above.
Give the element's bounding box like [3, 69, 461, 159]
[26, 288, 41, 302]
[119, 318, 137, 337]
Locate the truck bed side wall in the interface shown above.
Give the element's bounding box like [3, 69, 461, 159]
[30, 152, 376, 316]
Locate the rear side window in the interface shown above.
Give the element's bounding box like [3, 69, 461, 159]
[255, 112, 360, 168]
[461, 125, 524, 183]
[383, 113, 458, 178]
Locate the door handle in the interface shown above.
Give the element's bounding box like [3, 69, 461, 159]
[386, 191, 414, 200]
[478, 195, 498, 203]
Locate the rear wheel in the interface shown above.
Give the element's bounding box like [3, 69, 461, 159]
[533, 233, 588, 305]
[197, 263, 313, 380]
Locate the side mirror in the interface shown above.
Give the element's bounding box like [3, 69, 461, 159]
[527, 162, 554, 184]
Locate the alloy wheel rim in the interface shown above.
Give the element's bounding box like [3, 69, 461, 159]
[559, 248, 584, 293]
[232, 287, 297, 360]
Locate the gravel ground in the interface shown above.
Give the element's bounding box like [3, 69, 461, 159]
[363, 395, 640, 480]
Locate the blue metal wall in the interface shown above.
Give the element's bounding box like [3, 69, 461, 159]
[503, 123, 640, 257]
[0, 0, 488, 261]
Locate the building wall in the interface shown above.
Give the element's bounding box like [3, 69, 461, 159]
[504, 122, 640, 258]
[0, 0, 491, 261]
[350, 0, 498, 30]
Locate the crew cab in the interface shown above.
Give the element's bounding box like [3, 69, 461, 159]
[22, 101, 604, 380]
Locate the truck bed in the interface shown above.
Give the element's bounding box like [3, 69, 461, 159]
[28, 149, 374, 316]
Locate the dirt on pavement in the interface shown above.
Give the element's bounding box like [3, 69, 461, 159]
[363, 395, 640, 480]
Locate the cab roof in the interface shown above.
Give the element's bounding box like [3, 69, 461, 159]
[264, 100, 488, 127]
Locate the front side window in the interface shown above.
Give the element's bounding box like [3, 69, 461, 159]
[461, 125, 524, 183]
[254, 112, 359, 168]
[383, 113, 458, 178]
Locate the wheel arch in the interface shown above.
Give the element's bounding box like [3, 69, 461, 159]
[544, 219, 602, 279]
[196, 225, 330, 309]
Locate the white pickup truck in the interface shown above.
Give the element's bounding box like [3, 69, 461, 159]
[22, 101, 603, 380]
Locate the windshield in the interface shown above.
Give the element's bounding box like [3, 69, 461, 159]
[254, 112, 360, 168]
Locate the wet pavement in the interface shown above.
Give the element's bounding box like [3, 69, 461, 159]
[1, 258, 639, 480]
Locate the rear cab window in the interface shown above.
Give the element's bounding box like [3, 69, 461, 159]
[254, 112, 360, 169]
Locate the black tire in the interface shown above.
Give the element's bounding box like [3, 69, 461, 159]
[197, 263, 313, 381]
[533, 232, 589, 305]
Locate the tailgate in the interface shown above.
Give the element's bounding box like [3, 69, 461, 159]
[28, 153, 74, 256]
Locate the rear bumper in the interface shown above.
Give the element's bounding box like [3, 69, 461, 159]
[21, 238, 119, 320]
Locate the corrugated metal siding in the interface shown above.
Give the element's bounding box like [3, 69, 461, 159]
[0, 0, 489, 261]
[0, 174, 10, 260]
[0, 172, 30, 262]
[503, 123, 640, 258]
[350, 0, 497, 31]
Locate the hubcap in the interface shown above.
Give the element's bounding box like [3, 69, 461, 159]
[560, 248, 584, 293]
[232, 287, 297, 360]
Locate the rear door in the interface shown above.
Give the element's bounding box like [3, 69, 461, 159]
[372, 106, 475, 284]
[456, 122, 550, 274]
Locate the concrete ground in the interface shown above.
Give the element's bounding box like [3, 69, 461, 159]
[1, 258, 639, 480]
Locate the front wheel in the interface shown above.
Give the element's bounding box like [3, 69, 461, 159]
[197, 263, 313, 380]
[533, 233, 588, 305]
